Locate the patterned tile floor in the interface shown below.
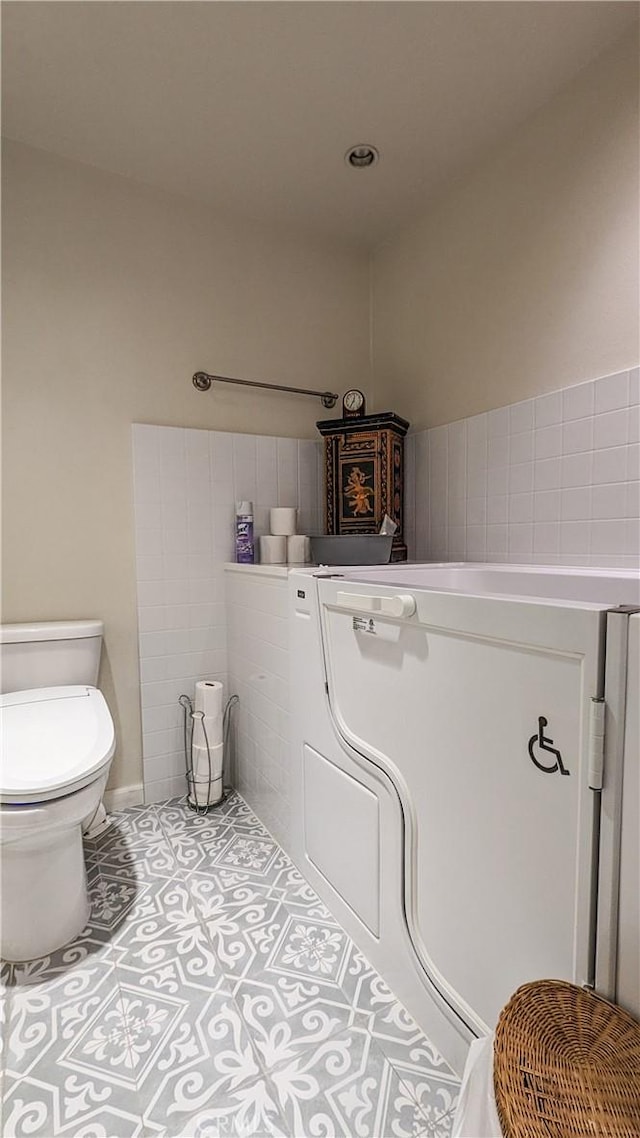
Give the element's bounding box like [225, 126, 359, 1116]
[1, 793, 460, 1138]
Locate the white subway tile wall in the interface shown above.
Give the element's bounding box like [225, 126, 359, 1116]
[407, 369, 639, 567]
[133, 371, 638, 804]
[226, 568, 291, 847]
[132, 424, 321, 803]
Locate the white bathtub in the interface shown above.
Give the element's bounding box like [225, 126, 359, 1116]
[289, 562, 639, 1074]
[355, 561, 640, 606]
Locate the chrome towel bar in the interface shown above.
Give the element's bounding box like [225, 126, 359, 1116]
[193, 370, 339, 409]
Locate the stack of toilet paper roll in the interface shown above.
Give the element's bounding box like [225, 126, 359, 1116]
[190, 680, 224, 808]
[259, 508, 311, 565]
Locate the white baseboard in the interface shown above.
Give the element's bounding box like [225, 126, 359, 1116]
[104, 783, 144, 811]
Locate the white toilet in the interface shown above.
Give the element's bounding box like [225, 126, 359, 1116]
[0, 620, 115, 962]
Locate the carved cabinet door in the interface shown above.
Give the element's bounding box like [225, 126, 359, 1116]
[318, 413, 409, 561]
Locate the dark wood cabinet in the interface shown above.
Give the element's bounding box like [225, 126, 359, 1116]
[317, 412, 410, 561]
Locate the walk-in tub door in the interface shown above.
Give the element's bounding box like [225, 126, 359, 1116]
[317, 579, 606, 1035]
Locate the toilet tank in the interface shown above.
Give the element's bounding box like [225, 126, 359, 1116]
[0, 621, 104, 694]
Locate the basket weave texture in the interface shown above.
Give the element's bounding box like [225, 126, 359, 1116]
[493, 980, 640, 1138]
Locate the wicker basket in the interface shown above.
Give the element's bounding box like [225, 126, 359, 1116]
[493, 980, 640, 1138]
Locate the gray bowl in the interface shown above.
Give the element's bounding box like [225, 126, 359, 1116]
[309, 534, 393, 566]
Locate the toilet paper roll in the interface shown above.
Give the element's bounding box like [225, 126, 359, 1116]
[260, 535, 287, 564]
[189, 775, 223, 809]
[189, 742, 224, 807]
[287, 535, 311, 564]
[194, 680, 223, 719]
[270, 507, 297, 536]
[191, 741, 224, 782]
[192, 712, 223, 750]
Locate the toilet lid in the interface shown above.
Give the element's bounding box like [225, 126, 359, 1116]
[0, 685, 115, 804]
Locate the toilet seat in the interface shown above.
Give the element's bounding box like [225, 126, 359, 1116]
[0, 685, 115, 805]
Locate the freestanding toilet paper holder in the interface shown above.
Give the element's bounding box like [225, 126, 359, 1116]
[178, 692, 238, 813]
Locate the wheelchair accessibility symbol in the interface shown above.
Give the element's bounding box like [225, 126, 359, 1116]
[528, 716, 570, 776]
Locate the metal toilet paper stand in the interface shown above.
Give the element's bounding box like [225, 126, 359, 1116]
[178, 693, 239, 814]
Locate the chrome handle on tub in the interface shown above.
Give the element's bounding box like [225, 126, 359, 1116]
[336, 592, 417, 619]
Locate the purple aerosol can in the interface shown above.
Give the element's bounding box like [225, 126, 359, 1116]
[235, 501, 255, 563]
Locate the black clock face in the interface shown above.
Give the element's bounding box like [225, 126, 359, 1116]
[343, 389, 365, 415]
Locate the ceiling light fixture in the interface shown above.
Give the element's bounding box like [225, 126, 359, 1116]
[345, 144, 379, 169]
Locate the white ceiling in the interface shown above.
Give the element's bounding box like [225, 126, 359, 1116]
[2, 1, 637, 248]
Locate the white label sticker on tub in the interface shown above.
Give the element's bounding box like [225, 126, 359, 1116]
[352, 615, 404, 644]
[353, 616, 376, 634]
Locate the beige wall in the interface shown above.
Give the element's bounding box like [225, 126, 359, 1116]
[1, 140, 370, 789]
[372, 34, 640, 430]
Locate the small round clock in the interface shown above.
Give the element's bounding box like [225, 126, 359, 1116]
[343, 389, 366, 419]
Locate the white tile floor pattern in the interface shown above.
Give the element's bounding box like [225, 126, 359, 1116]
[1, 794, 460, 1138]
